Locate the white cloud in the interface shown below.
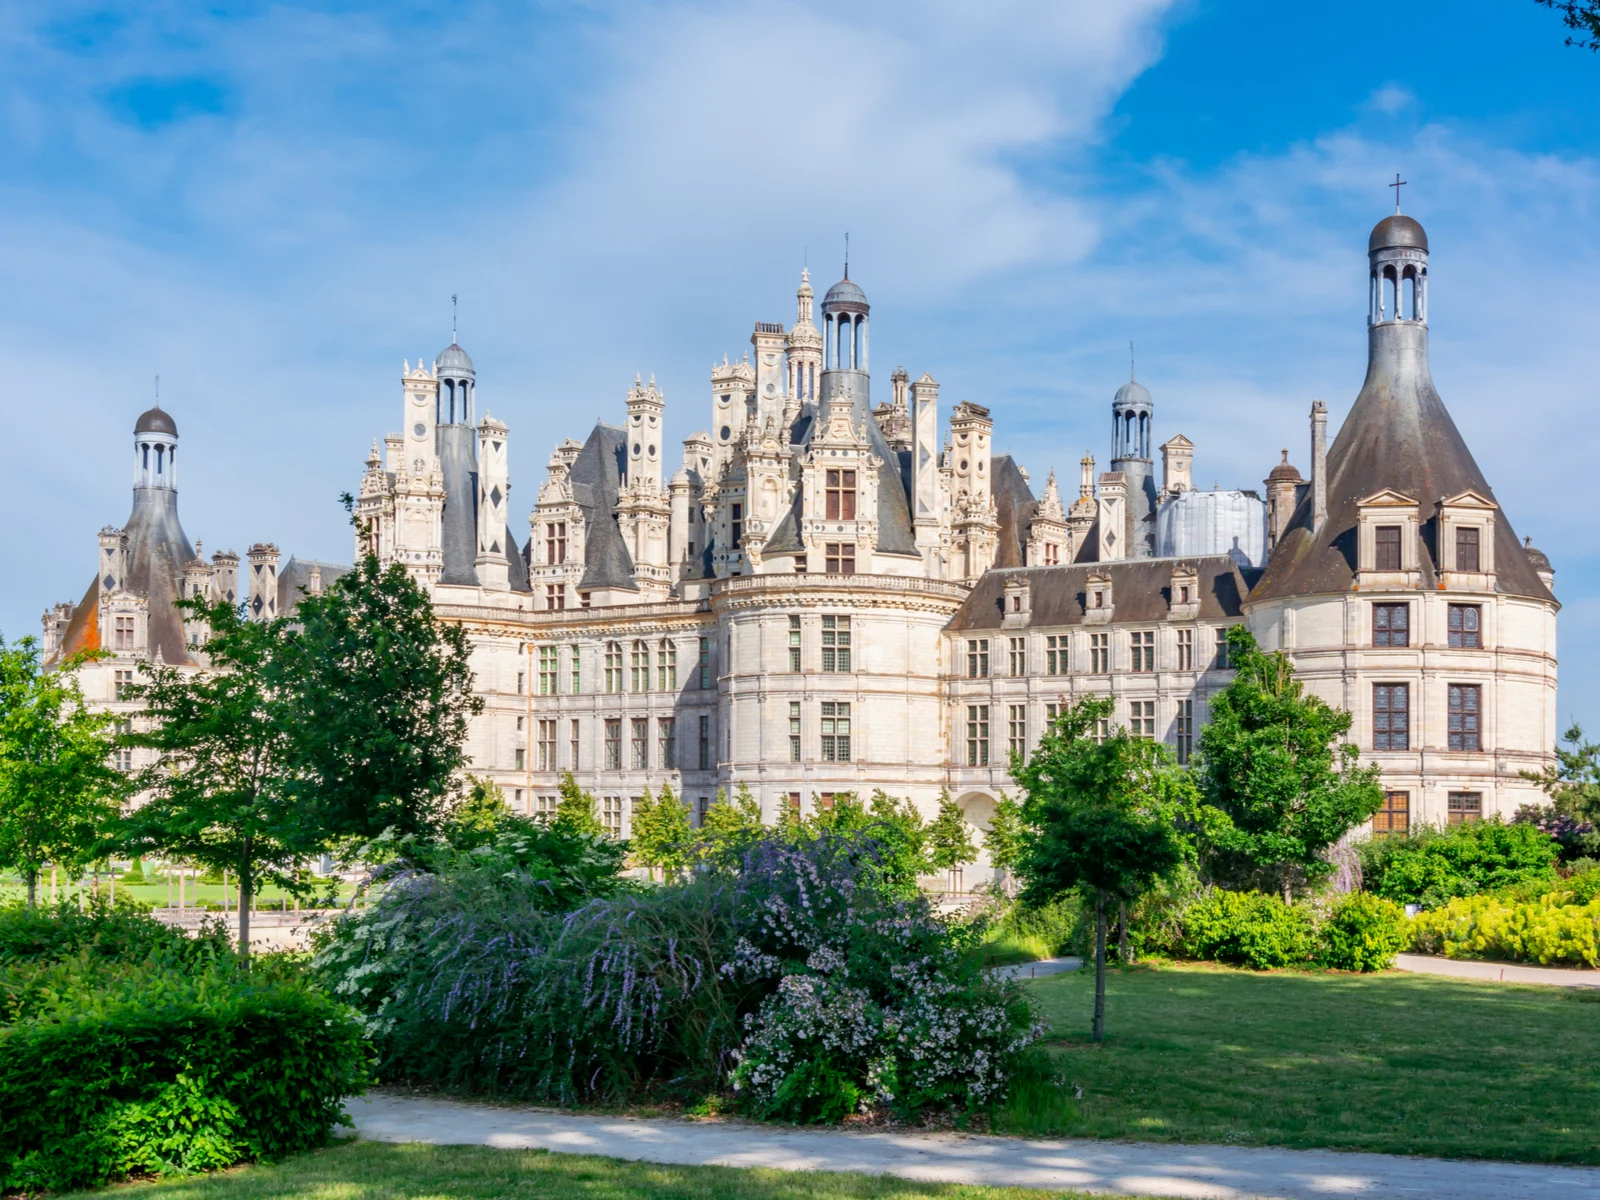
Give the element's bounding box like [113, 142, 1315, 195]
[1364, 83, 1415, 116]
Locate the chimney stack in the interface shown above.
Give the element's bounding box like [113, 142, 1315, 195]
[1310, 401, 1328, 534]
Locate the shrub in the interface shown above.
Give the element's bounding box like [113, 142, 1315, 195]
[979, 893, 1083, 965]
[0, 956, 369, 1193]
[1412, 893, 1600, 967]
[0, 897, 229, 967]
[1318, 892, 1409, 971]
[1180, 889, 1316, 969]
[1360, 819, 1559, 909]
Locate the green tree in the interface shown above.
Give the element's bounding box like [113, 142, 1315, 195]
[927, 787, 977, 883]
[1195, 625, 1384, 901]
[1013, 696, 1191, 1043]
[983, 791, 1025, 895]
[117, 599, 310, 964]
[631, 784, 692, 881]
[699, 782, 765, 869]
[1536, 0, 1600, 50]
[1520, 722, 1600, 821]
[801, 789, 929, 898]
[0, 638, 124, 905]
[278, 557, 480, 845]
[445, 776, 513, 849]
[552, 770, 604, 837]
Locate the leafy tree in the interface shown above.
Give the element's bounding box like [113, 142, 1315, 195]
[926, 787, 977, 882]
[1536, 0, 1600, 50]
[552, 770, 604, 837]
[445, 776, 514, 849]
[983, 791, 1025, 895]
[1195, 626, 1384, 901]
[1521, 722, 1600, 822]
[278, 556, 480, 845]
[1013, 696, 1192, 1043]
[0, 638, 124, 905]
[629, 786, 691, 880]
[117, 598, 310, 964]
[698, 782, 765, 869]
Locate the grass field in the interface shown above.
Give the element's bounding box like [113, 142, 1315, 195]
[0, 875, 352, 910]
[58, 1142, 1129, 1200]
[1018, 962, 1600, 1163]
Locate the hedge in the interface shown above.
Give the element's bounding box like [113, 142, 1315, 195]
[0, 955, 370, 1193]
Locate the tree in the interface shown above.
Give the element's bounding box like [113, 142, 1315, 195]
[926, 787, 977, 885]
[117, 599, 310, 964]
[983, 791, 1025, 895]
[278, 556, 481, 845]
[1521, 722, 1600, 822]
[552, 770, 604, 837]
[1536, 0, 1600, 50]
[631, 784, 692, 881]
[1013, 696, 1191, 1043]
[1195, 626, 1384, 901]
[446, 776, 514, 849]
[699, 782, 765, 869]
[0, 637, 124, 905]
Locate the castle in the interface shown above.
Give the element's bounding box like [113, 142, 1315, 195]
[43, 212, 1560, 877]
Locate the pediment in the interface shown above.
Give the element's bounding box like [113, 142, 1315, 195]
[1439, 489, 1497, 511]
[1356, 488, 1419, 509]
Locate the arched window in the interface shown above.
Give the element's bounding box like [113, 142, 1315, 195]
[658, 638, 676, 691]
[155, 445, 164, 476]
[631, 639, 650, 692]
[1402, 268, 1418, 320]
[604, 641, 623, 692]
[1382, 266, 1398, 321]
[142, 443, 150, 471]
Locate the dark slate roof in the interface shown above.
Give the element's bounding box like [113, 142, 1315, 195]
[436, 342, 475, 374]
[571, 422, 639, 592]
[1250, 323, 1553, 605]
[276, 557, 353, 616]
[54, 489, 196, 666]
[437, 425, 480, 587]
[990, 454, 1036, 569]
[506, 525, 531, 592]
[949, 555, 1255, 632]
[763, 489, 804, 555]
[135, 406, 177, 435]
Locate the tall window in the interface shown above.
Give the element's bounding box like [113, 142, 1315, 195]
[1009, 637, 1026, 676]
[789, 701, 802, 762]
[825, 542, 856, 574]
[569, 719, 580, 769]
[1375, 525, 1402, 570]
[113, 615, 135, 650]
[570, 646, 581, 694]
[731, 502, 744, 546]
[546, 584, 565, 611]
[1174, 698, 1194, 764]
[698, 638, 711, 688]
[514, 748, 526, 771]
[114, 670, 134, 700]
[1046, 635, 1068, 675]
[114, 719, 133, 772]
[825, 469, 857, 520]
[1043, 542, 1060, 565]
[1092, 717, 1111, 744]
[821, 702, 852, 761]
[1090, 633, 1109, 674]
[658, 639, 677, 691]
[604, 643, 623, 693]
[631, 640, 650, 692]
[789, 615, 802, 672]
[1130, 631, 1155, 673]
[536, 793, 559, 823]
[537, 720, 557, 771]
[1373, 791, 1409, 838]
[1214, 628, 1232, 670]
[1128, 700, 1155, 740]
[1176, 628, 1194, 671]
[1008, 704, 1027, 757]
[658, 717, 676, 769]
[1455, 526, 1481, 572]
[967, 704, 990, 766]
[1373, 683, 1409, 751]
[1448, 604, 1481, 649]
[822, 616, 852, 672]
[602, 795, 623, 837]
[698, 714, 711, 769]
[1045, 701, 1064, 728]
[516, 671, 525, 695]
[631, 718, 649, 769]
[1448, 791, 1483, 825]
[546, 521, 567, 564]
[967, 639, 990, 679]
[1373, 603, 1409, 647]
[604, 719, 622, 770]
[697, 796, 710, 826]
[539, 646, 558, 695]
[1448, 684, 1482, 751]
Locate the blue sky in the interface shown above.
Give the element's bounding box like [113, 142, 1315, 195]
[3, 0, 1598, 720]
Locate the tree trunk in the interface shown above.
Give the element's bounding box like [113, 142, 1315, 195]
[1118, 899, 1131, 965]
[1093, 891, 1107, 1045]
[25, 868, 37, 908]
[238, 845, 253, 970]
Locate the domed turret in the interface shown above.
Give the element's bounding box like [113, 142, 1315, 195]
[135, 406, 177, 436]
[1368, 211, 1428, 326]
[1369, 213, 1428, 254]
[435, 341, 475, 426]
[133, 404, 178, 491]
[820, 265, 869, 376]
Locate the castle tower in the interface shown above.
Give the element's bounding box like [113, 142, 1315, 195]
[1264, 450, 1305, 553]
[212, 549, 239, 606]
[625, 374, 666, 491]
[751, 321, 787, 427]
[786, 269, 822, 407]
[133, 405, 179, 492]
[475, 413, 511, 592]
[434, 339, 482, 587]
[246, 543, 279, 621]
[617, 375, 672, 598]
[910, 372, 942, 554]
[1111, 372, 1155, 557]
[948, 402, 998, 582]
[820, 265, 870, 419]
[710, 355, 755, 473]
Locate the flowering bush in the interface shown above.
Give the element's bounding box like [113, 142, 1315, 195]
[1411, 892, 1600, 966]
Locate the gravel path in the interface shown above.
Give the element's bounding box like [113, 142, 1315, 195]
[347, 1091, 1600, 1199]
[1394, 953, 1600, 988]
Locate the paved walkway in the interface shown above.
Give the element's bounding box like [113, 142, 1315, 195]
[994, 956, 1082, 980]
[347, 1092, 1600, 1199]
[1395, 953, 1600, 988]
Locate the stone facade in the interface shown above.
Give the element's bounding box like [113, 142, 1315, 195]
[43, 213, 1559, 877]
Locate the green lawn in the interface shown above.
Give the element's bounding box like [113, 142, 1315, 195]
[1019, 962, 1600, 1163]
[0, 876, 352, 910]
[58, 1142, 1128, 1200]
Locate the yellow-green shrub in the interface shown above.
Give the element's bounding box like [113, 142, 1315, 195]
[1411, 894, 1600, 967]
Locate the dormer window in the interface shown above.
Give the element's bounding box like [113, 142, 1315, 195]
[1093, 590, 1104, 608]
[1375, 526, 1402, 571]
[1437, 490, 1498, 584]
[1355, 491, 1422, 586]
[825, 469, 857, 520]
[1455, 527, 1480, 573]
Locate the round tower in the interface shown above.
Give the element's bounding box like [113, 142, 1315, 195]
[786, 268, 823, 404]
[820, 266, 870, 417]
[1110, 374, 1155, 557]
[133, 406, 178, 491]
[435, 341, 475, 426]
